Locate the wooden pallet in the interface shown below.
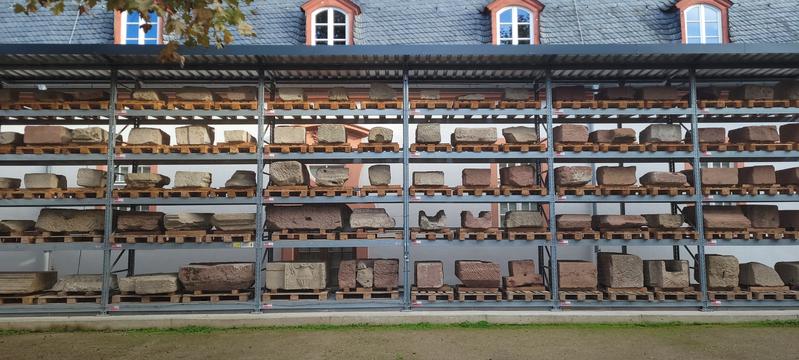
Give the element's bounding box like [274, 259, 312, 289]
[600, 230, 649, 240]
[597, 185, 648, 196]
[701, 186, 747, 196]
[554, 100, 597, 109]
[598, 100, 646, 109]
[499, 100, 541, 109]
[699, 100, 743, 109]
[0, 232, 37, 244]
[557, 185, 598, 196]
[745, 286, 799, 301]
[500, 186, 548, 196]
[0, 293, 39, 305]
[181, 290, 251, 303]
[358, 185, 403, 196]
[705, 230, 750, 240]
[111, 293, 181, 304]
[357, 143, 400, 153]
[699, 143, 747, 152]
[504, 228, 551, 240]
[269, 101, 311, 110]
[15, 145, 61, 155]
[35, 232, 102, 243]
[214, 100, 258, 110]
[604, 287, 654, 301]
[454, 143, 500, 153]
[741, 143, 794, 151]
[337, 229, 403, 240]
[644, 100, 689, 109]
[645, 186, 695, 196]
[0, 145, 14, 154]
[556, 231, 601, 241]
[504, 288, 551, 301]
[410, 143, 452, 152]
[652, 287, 703, 301]
[501, 143, 547, 152]
[5, 101, 62, 110]
[742, 185, 795, 196]
[270, 229, 339, 241]
[111, 232, 160, 244]
[644, 143, 693, 152]
[361, 101, 402, 109]
[264, 186, 308, 197]
[649, 229, 697, 240]
[205, 231, 254, 243]
[116, 145, 170, 154]
[57, 144, 108, 154]
[411, 286, 455, 302]
[335, 287, 400, 300]
[2, 189, 60, 199]
[36, 292, 102, 305]
[167, 100, 214, 110]
[116, 100, 166, 110]
[457, 228, 501, 241]
[744, 99, 792, 108]
[455, 186, 501, 196]
[749, 228, 786, 240]
[214, 142, 257, 154]
[410, 228, 455, 240]
[457, 287, 502, 302]
[409, 186, 453, 196]
[58, 187, 106, 199]
[158, 230, 208, 244]
[307, 143, 352, 153]
[452, 100, 496, 109]
[554, 143, 598, 152]
[705, 287, 752, 301]
[167, 144, 215, 154]
[209, 187, 256, 198]
[596, 143, 647, 152]
[410, 100, 453, 109]
[559, 290, 604, 301]
[264, 144, 308, 154]
[112, 188, 164, 198]
[161, 187, 212, 198]
[262, 289, 328, 301]
[312, 101, 357, 110]
[309, 186, 355, 197]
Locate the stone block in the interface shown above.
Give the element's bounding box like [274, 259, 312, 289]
[554, 166, 592, 186]
[317, 124, 346, 144]
[461, 211, 492, 229]
[216, 87, 255, 101]
[314, 166, 349, 187]
[639, 171, 688, 186]
[502, 126, 537, 143]
[0, 220, 35, 233]
[338, 260, 357, 289]
[776, 168, 799, 185]
[588, 128, 637, 144]
[225, 170, 256, 188]
[731, 85, 774, 100]
[775, 81, 799, 100]
[728, 126, 779, 143]
[71, 127, 113, 144]
[273, 126, 306, 144]
[266, 262, 326, 290]
[598, 87, 636, 100]
[163, 213, 213, 231]
[451, 127, 497, 145]
[504, 211, 545, 229]
[638, 86, 679, 100]
[328, 87, 348, 101]
[125, 173, 170, 188]
[415, 123, 441, 144]
[178, 263, 255, 292]
[596, 166, 637, 186]
[598, 253, 644, 288]
[503, 88, 530, 100]
[117, 211, 164, 232]
[419, 90, 440, 100]
[33, 91, 65, 102]
[455, 260, 501, 288]
[643, 214, 684, 229]
[592, 215, 647, 230]
[698, 87, 724, 100]
[356, 260, 374, 287]
[269, 161, 309, 186]
[697, 254, 739, 289]
[0, 132, 23, 145]
[0, 89, 18, 102]
[684, 205, 751, 230]
[266, 204, 350, 230]
[685, 128, 726, 144]
[775, 262, 799, 287]
[556, 214, 592, 231]
[127, 128, 170, 145]
[224, 130, 255, 143]
[779, 210, 799, 230]
[349, 208, 395, 229]
[369, 83, 396, 101]
[0, 178, 21, 189]
[175, 87, 213, 102]
[643, 260, 690, 289]
[211, 213, 257, 231]
[458, 94, 485, 101]
[23, 126, 72, 144]
[780, 124, 799, 145]
[131, 89, 161, 101]
[462, 168, 491, 187]
[639, 124, 681, 143]
[277, 88, 304, 101]
[504, 259, 543, 288]
[499, 165, 535, 187]
[51, 274, 116, 292]
[551, 86, 586, 101]
[738, 165, 776, 185]
[174, 171, 212, 188]
[175, 125, 215, 145]
[419, 210, 446, 230]
[683, 168, 738, 186]
[553, 124, 589, 143]
[739, 262, 784, 287]
[415, 261, 444, 288]
[558, 261, 597, 289]
[76, 168, 106, 188]
[24, 173, 66, 189]
[368, 127, 393, 143]
[413, 171, 445, 186]
[740, 205, 779, 229]
[0, 272, 58, 295]
[374, 259, 399, 289]
[120, 274, 180, 295]
[368, 165, 391, 186]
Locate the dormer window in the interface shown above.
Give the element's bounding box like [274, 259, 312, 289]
[676, 0, 731, 44]
[119, 11, 160, 45]
[486, 0, 544, 45]
[301, 0, 360, 45]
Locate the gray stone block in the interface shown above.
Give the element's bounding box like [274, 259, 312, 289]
[369, 83, 396, 101]
[179, 263, 254, 292]
[739, 262, 784, 287]
[127, 128, 170, 145]
[368, 127, 393, 143]
[211, 213, 257, 231]
[775, 262, 799, 287]
[224, 170, 256, 188]
[223, 130, 255, 143]
[125, 173, 170, 189]
[503, 211, 545, 229]
[368, 165, 391, 186]
[349, 208, 395, 229]
[698, 254, 739, 289]
[174, 171, 212, 188]
[413, 171, 444, 186]
[418, 210, 446, 231]
[164, 213, 213, 231]
[554, 166, 592, 186]
[644, 260, 689, 289]
[175, 125, 215, 145]
[0, 177, 21, 189]
[24, 173, 66, 189]
[273, 126, 306, 145]
[502, 126, 537, 143]
[451, 127, 497, 145]
[269, 161, 309, 186]
[415, 123, 441, 144]
[598, 252, 643, 288]
[76, 168, 106, 188]
[639, 124, 681, 143]
[314, 167, 349, 187]
[643, 214, 684, 229]
[317, 124, 346, 144]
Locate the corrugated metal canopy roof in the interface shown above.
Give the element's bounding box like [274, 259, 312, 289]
[0, 44, 797, 82]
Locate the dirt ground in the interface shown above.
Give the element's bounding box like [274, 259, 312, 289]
[1, 323, 798, 360]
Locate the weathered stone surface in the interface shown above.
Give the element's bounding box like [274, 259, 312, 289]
[462, 168, 491, 187]
[738, 165, 776, 185]
[556, 214, 592, 230]
[776, 168, 799, 185]
[119, 274, 180, 295]
[554, 166, 592, 186]
[640, 124, 681, 143]
[589, 128, 637, 144]
[740, 205, 779, 229]
[277, 88, 304, 101]
[224, 130, 255, 143]
[419, 89, 440, 100]
[598, 253, 643, 288]
[780, 123, 799, 143]
[349, 208, 395, 229]
[638, 86, 679, 100]
[639, 171, 688, 186]
[317, 124, 346, 144]
[71, 127, 113, 144]
[643, 214, 684, 229]
[314, 167, 349, 187]
[368, 165, 391, 186]
[598, 87, 636, 100]
[415, 261, 444, 288]
[338, 260, 357, 289]
[775, 81, 799, 100]
[0, 272, 58, 294]
[174, 171, 212, 188]
[697, 254, 739, 289]
[0, 89, 17, 102]
[175, 87, 213, 102]
[0, 132, 22, 145]
[76, 168, 106, 188]
[117, 211, 164, 232]
[461, 211, 492, 229]
[211, 213, 257, 231]
[125, 173, 170, 188]
[731, 85, 774, 100]
[596, 166, 637, 186]
[504, 259, 543, 287]
[269, 161, 309, 186]
[592, 215, 647, 230]
[356, 260, 374, 288]
[127, 128, 170, 145]
[0, 220, 35, 233]
[216, 87, 255, 101]
[225, 170, 256, 188]
[266, 262, 326, 290]
[685, 128, 726, 144]
[552, 86, 586, 101]
[780, 210, 799, 230]
[683, 168, 739, 186]
[51, 274, 116, 292]
[176, 125, 215, 145]
[369, 83, 396, 101]
[684, 205, 751, 230]
[457, 94, 485, 101]
[558, 261, 597, 289]
[178, 263, 255, 292]
[775, 262, 799, 287]
[413, 171, 444, 186]
[33, 91, 65, 102]
[273, 126, 306, 144]
[698, 87, 724, 100]
[415, 123, 441, 144]
[500, 165, 535, 187]
[728, 126, 779, 143]
[0, 178, 20, 189]
[419, 210, 446, 230]
[266, 204, 350, 230]
[502, 126, 537, 144]
[23, 126, 72, 145]
[504, 88, 530, 100]
[553, 124, 589, 144]
[644, 260, 690, 289]
[131, 89, 160, 101]
[163, 213, 213, 231]
[328, 87, 348, 101]
[451, 127, 497, 145]
[374, 259, 399, 288]
[739, 262, 784, 287]
[24, 173, 66, 189]
[455, 260, 501, 288]
[368, 127, 393, 143]
[504, 211, 545, 229]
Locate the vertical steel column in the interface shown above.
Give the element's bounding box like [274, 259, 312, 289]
[401, 70, 411, 310]
[688, 69, 710, 311]
[254, 70, 266, 312]
[545, 71, 559, 311]
[100, 69, 118, 314]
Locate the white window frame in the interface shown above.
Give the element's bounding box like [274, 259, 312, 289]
[311, 7, 349, 46]
[684, 4, 722, 44]
[120, 10, 160, 45]
[496, 6, 535, 45]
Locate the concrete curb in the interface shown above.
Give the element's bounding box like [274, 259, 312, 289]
[0, 310, 798, 331]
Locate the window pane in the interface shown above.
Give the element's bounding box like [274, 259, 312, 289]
[705, 36, 721, 44]
[705, 22, 719, 37]
[686, 37, 701, 44]
[333, 10, 346, 23]
[518, 24, 530, 39]
[518, 39, 531, 45]
[704, 6, 719, 21]
[500, 39, 513, 45]
[315, 25, 328, 40]
[686, 7, 700, 21]
[499, 8, 512, 23]
[127, 11, 139, 23]
[144, 38, 158, 45]
[127, 24, 141, 37]
[145, 23, 158, 38]
[333, 25, 346, 40]
[517, 9, 531, 23]
[686, 22, 700, 37]
[499, 24, 512, 39]
[315, 10, 328, 24]
[333, 40, 346, 45]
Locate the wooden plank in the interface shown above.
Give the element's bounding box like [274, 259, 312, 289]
[262, 289, 328, 301]
[158, 230, 208, 244]
[556, 231, 601, 241]
[500, 186, 548, 196]
[504, 289, 551, 301]
[167, 144, 214, 154]
[361, 101, 403, 109]
[554, 143, 599, 152]
[116, 100, 166, 110]
[597, 185, 648, 196]
[181, 290, 252, 303]
[643, 143, 693, 152]
[501, 143, 546, 153]
[410, 100, 452, 109]
[111, 232, 160, 244]
[411, 286, 455, 303]
[409, 228, 455, 240]
[457, 228, 501, 241]
[409, 186, 454, 196]
[357, 143, 400, 153]
[269, 101, 311, 110]
[264, 144, 308, 154]
[556, 185, 598, 196]
[558, 290, 603, 301]
[161, 187, 212, 198]
[205, 231, 254, 243]
[456, 286, 502, 302]
[455, 186, 501, 196]
[307, 143, 352, 153]
[454, 143, 500, 153]
[645, 186, 695, 196]
[410, 143, 452, 152]
[116, 145, 170, 154]
[308, 186, 355, 197]
[111, 293, 181, 304]
[214, 142, 257, 154]
[335, 288, 400, 300]
[112, 188, 163, 199]
[264, 186, 309, 197]
[209, 187, 257, 198]
[358, 185, 403, 197]
[504, 228, 551, 241]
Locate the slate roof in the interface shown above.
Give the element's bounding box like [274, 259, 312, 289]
[0, 0, 796, 45]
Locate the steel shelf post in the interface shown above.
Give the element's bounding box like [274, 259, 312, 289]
[100, 69, 118, 315]
[254, 70, 266, 313]
[545, 71, 559, 311]
[689, 69, 710, 311]
[402, 70, 411, 310]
